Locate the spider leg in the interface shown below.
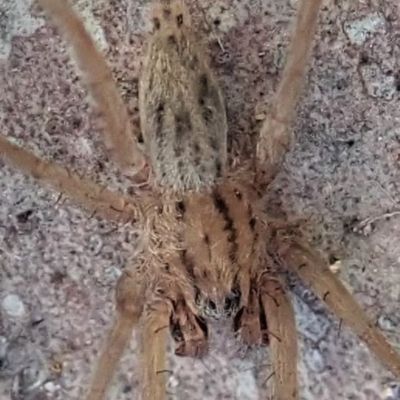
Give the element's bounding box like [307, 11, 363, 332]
[37, 0, 146, 176]
[256, 0, 322, 185]
[85, 313, 134, 400]
[282, 241, 400, 378]
[0, 136, 146, 223]
[140, 300, 172, 400]
[85, 270, 145, 400]
[260, 275, 298, 400]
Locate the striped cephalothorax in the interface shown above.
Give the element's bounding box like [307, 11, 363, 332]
[1, 0, 400, 399]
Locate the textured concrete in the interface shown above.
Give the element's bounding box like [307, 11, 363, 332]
[1, 0, 400, 399]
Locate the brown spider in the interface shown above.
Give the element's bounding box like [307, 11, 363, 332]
[1, 0, 400, 399]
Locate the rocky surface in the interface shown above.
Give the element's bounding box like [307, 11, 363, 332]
[1, 0, 400, 399]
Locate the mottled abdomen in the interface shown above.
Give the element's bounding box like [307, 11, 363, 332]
[139, 0, 227, 192]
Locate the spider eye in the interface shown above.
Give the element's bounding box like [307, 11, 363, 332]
[224, 298, 233, 314]
[205, 300, 217, 311]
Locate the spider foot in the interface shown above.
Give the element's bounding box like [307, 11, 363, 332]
[170, 300, 208, 358]
[233, 287, 269, 346]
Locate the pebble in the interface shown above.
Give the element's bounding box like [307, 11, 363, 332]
[167, 375, 179, 389]
[329, 260, 342, 275]
[360, 64, 397, 101]
[88, 234, 103, 256]
[305, 348, 326, 373]
[44, 381, 57, 393]
[383, 383, 400, 400]
[378, 315, 396, 332]
[2, 294, 26, 317]
[0, 335, 8, 359]
[344, 13, 386, 45]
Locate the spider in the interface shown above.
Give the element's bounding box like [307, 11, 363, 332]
[1, 0, 400, 399]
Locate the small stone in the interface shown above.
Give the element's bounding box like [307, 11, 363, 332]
[2, 294, 26, 317]
[0, 335, 8, 360]
[75, 137, 93, 156]
[383, 383, 400, 400]
[105, 266, 122, 279]
[378, 315, 396, 332]
[329, 260, 342, 274]
[88, 235, 103, 256]
[344, 13, 386, 45]
[167, 375, 179, 388]
[12, 354, 48, 395]
[360, 64, 397, 100]
[44, 381, 58, 393]
[304, 348, 326, 373]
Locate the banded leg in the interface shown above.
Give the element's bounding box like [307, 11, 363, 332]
[260, 275, 298, 400]
[256, 0, 323, 184]
[37, 0, 146, 175]
[0, 136, 146, 223]
[282, 241, 400, 378]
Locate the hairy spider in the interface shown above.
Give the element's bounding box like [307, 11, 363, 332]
[1, 0, 400, 399]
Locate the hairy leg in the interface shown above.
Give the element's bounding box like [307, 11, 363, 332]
[37, 0, 146, 175]
[0, 136, 146, 223]
[282, 241, 400, 378]
[86, 313, 135, 400]
[140, 300, 171, 400]
[85, 270, 145, 400]
[256, 0, 322, 185]
[260, 275, 298, 400]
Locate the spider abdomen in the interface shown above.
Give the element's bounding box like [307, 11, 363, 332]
[139, 0, 227, 192]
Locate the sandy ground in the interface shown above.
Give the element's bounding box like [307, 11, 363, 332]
[1, 0, 400, 399]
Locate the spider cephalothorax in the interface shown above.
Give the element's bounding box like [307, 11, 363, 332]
[1, 0, 400, 400]
[126, 170, 270, 358]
